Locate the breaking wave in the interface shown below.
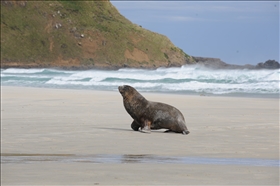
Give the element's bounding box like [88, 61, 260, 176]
[1, 65, 279, 96]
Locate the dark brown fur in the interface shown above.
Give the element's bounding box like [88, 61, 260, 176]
[118, 85, 190, 135]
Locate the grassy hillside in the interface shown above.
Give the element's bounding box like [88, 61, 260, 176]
[1, 0, 195, 69]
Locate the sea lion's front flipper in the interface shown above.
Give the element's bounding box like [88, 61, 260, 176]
[131, 120, 140, 131]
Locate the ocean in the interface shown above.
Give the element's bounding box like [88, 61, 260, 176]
[1, 65, 279, 98]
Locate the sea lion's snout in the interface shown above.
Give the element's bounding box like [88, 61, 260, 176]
[119, 85, 132, 95]
[118, 86, 124, 93]
[183, 130, 190, 135]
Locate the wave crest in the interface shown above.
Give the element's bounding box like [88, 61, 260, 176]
[1, 67, 279, 95]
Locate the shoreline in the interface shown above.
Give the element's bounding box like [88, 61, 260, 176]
[1, 86, 279, 185]
[1, 84, 279, 99]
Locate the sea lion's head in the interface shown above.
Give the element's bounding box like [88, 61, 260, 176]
[118, 85, 136, 98]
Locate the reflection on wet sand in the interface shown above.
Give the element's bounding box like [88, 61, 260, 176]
[1, 153, 279, 167]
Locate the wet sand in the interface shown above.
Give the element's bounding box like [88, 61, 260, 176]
[1, 86, 279, 185]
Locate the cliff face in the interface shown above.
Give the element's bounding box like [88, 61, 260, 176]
[1, 0, 195, 69]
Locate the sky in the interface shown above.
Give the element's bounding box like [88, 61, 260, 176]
[111, 1, 279, 65]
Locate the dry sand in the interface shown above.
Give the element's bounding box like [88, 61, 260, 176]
[1, 86, 279, 185]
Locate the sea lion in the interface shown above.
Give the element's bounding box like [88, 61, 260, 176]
[118, 85, 190, 135]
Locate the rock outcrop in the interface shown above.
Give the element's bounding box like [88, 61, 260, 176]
[256, 60, 280, 69]
[193, 57, 279, 70]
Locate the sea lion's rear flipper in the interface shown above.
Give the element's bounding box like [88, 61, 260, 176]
[182, 130, 190, 135]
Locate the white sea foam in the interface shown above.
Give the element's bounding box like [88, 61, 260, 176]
[1, 67, 279, 95]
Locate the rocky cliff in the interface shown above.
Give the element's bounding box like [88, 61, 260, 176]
[1, 0, 195, 69]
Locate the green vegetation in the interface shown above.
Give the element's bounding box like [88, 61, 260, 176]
[1, 0, 194, 69]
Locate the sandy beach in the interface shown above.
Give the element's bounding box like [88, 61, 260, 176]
[1, 86, 279, 185]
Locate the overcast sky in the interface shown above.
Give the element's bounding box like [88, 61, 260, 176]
[111, 1, 279, 65]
